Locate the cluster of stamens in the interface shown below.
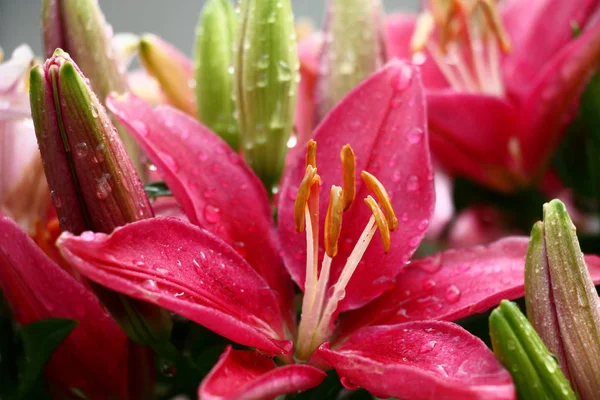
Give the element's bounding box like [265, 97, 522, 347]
[294, 140, 398, 360]
[411, 0, 511, 96]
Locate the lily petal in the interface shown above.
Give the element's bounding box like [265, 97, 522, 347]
[317, 322, 515, 400]
[0, 214, 129, 399]
[296, 33, 321, 145]
[338, 237, 600, 338]
[386, 13, 449, 89]
[108, 95, 294, 326]
[279, 59, 434, 312]
[199, 346, 326, 400]
[501, 0, 600, 99]
[57, 217, 293, 356]
[427, 90, 524, 191]
[521, 20, 600, 176]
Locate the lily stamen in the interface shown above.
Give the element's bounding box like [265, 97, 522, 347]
[295, 140, 396, 360]
[411, 0, 511, 96]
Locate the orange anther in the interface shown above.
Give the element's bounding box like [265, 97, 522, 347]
[340, 144, 356, 211]
[294, 165, 318, 232]
[364, 195, 391, 253]
[361, 171, 398, 231]
[324, 186, 344, 257]
[306, 139, 317, 168]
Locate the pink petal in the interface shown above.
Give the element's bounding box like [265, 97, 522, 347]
[127, 69, 166, 106]
[448, 206, 515, 248]
[520, 21, 600, 176]
[0, 44, 34, 95]
[295, 33, 321, 145]
[199, 346, 326, 400]
[108, 95, 294, 327]
[317, 322, 515, 400]
[386, 13, 450, 89]
[0, 214, 129, 399]
[426, 171, 454, 239]
[501, 0, 600, 99]
[57, 217, 293, 356]
[0, 118, 38, 201]
[427, 90, 524, 191]
[279, 59, 434, 312]
[338, 238, 600, 338]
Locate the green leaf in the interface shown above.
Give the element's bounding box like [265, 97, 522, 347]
[144, 181, 173, 199]
[19, 318, 78, 397]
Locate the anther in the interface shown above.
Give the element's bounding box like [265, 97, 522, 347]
[360, 171, 398, 231]
[411, 11, 435, 53]
[364, 195, 391, 253]
[324, 186, 344, 257]
[340, 144, 356, 211]
[306, 139, 317, 168]
[294, 165, 317, 232]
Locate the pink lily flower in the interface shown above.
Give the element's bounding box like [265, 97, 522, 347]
[50, 59, 542, 399]
[0, 213, 131, 399]
[387, 0, 600, 192]
[0, 45, 51, 233]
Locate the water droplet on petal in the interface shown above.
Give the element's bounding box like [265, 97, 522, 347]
[203, 204, 221, 224]
[163, 154, 180, 173]
[445, 285, 461, 303]
[75, 142, 89, 158]
[423, 279, 436, 291]
[406, 175, 419, 191]
[95, 174, 112, 200]
[407, 128, 424, 144]
[142, 279, 157, 289]
[419, 340, 437, 354]
[420, 254, 442, 273]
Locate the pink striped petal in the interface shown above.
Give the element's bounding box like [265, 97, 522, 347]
[199, 346, 326, 400]
[279, 59, 434, 312]
[318, 322, 515, 400]
[57, 217, 293, 356]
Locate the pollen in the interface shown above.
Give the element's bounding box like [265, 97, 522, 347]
[340, 144, 356, 211]
[324, 186, 344, 257]
[364, 195, 391, 253]
[361, 171, 398, 231]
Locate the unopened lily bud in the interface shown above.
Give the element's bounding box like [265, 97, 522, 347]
[30, 49, 172, 346]
[525, 199, 600, 399]
[41, 0, 141, 170]
[139, 34, 196, 117]
[194, 0, 238, 150]
[235, 0, 300, 191]
[490, 300, 575, 399]
[316, 0, 386, 120]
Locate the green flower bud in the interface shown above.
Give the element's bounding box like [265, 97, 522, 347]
[525, 199, 600, 399]
[195, 0, 238, 150]
[490, 300, 575, 400]
[316, 0, 387, 120]
[235, 0, 300, 191]
[41, 0, 142, 171]
[30, 49, 172, 349]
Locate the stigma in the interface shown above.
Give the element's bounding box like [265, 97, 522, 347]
[294, 140, 397, 360]
[411, 0, 511, 96]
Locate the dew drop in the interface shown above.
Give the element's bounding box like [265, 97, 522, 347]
[91, 104, 99, 118]
[407, 128, 424, 144]
[391, 170, 402, 183]
[75, 142, 89, 158]
[445, 285, 461, 303]
[401, 212, 409, 222]
[95, 174, 112, 200]
[50, 190, 62, 208]
[141, 279, 157, 290]
[406, 175, 419, 191]
[420, 254, 442, 273]
[419, 340, 437, 354]
[80, 231, 95, 241]
[418, 219, 429, 231]
[423, 279, 436, 291]
[163, 154, 180, 173]
[204, 204, 221, 224]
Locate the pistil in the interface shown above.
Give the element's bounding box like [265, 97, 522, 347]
[411, 0, 511, 96]
[294, 140, 397, 360]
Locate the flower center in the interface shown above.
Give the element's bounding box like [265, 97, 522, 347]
[294, 140, 397, 360]
[411, 0, 511, 96]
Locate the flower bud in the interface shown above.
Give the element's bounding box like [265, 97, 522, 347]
[490, 300, 575, 399]
[525, 199, 600, 399]
[29, 49, 172, 347]
[194, 0, 238, 150]
[235, 0, 300, 191]
[316, 0, 386, 120]
[139, 34, 196, 117]
[41, 0, 141, 170]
